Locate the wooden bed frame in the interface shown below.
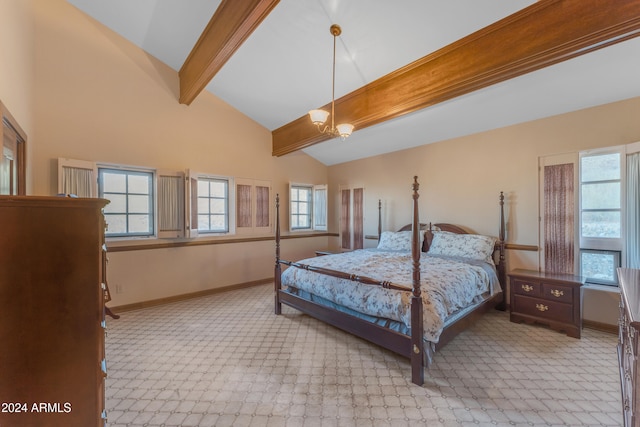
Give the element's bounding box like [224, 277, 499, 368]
[274, 176, 506, 386]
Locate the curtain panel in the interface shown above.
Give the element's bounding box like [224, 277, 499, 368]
[61, 166, 93, 198]
[353, 188, 364, 250]
[627, 153, 640, 268]
[544, 163, 575, 274]
[341, 189, 351, 249]
[237, 184, 252, 228]
[256, 185, 270, 228]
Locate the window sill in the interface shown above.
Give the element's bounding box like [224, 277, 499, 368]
[583, 283, 620, 293]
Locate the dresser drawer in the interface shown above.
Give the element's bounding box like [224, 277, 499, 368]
[512, 295, 573, 324]
[512, 279, 542, 297]
[542, 282, 573, 304]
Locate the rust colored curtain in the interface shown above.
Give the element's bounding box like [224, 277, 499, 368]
[255, 185, 269, 227]
[353, 188, 364, 250]
[544, 163, 575, 274]
[341, 189, 351, 249]
[237, 184, 252, 228]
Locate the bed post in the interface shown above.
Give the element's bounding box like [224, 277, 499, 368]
[496, 191, 506, 311]
[274, 193, 282, 315]
[410, 176, 424, 386]
[377, 199, 382, 242]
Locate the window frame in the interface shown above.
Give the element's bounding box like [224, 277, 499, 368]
[196, 175, 231, 235]
[186, 170, 236, 237]
[578, 147, 625, 286]
[289, 183, 327, 232]
[98, 165, 156, 238]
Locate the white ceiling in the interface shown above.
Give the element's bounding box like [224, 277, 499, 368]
[66, 0, 640, 165]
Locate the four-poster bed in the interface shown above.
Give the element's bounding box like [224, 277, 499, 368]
[274, 177, 506, 386]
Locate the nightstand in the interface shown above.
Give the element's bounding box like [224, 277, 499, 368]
[508, 269, 585, 338]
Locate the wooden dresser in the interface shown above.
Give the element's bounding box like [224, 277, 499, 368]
[508, 269, 585, 338]
[0, 196, 109, 427]
[618, 267, 640, 427]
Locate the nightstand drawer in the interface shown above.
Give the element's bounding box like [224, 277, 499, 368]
[512, 279, 542, 297]
[542, 282, 573, 304]
[512, 295, 573, 324]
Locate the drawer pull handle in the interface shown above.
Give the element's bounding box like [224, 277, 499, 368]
[521, 284, 534, 292]
[536, 304, 549, 312]
[550, 289, 564, 298]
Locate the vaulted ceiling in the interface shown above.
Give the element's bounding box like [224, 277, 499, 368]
[66, 0, 640, 165]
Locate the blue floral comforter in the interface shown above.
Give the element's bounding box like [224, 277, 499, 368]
[280, 249, 500, 343]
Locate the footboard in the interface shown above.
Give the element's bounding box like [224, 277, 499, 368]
[274, 176, 425, 385]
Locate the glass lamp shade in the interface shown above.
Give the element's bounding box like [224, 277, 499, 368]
[309, 109, 330, 125]
[336, 123, 354, 139]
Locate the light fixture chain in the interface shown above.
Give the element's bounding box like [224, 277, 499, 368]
[331, 28, 336, 131]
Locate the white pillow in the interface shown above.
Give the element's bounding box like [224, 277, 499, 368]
[377, 231, 413, 251]
[427, 231, 496, 263]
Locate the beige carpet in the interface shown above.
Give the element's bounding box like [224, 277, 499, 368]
[105, 284, 621, 426]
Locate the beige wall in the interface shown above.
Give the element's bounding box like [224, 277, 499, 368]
[0, 0, 35, 193]
[328, 97, 640, 325]
[5, 0, 635, 324]
[27, 0, 329, 307]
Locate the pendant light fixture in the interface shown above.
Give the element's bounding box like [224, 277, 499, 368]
[308, 24, 354, 140]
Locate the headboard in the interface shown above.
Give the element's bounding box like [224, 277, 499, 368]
[397, 222, 468, 252]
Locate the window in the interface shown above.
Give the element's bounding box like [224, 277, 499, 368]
[580, 249, 621, 286]
[290, 184, 327, 231]
[99, 168, 154, 237]
[579, 150, 623, 285]
[185, 170, 234, 238]
[197, 177, 229, 233]
[290, 185, 312, 230]
[58, 159, 266, 240]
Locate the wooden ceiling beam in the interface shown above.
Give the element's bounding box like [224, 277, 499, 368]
[179, 0, 279, 105]
[272, 0, 640, 157]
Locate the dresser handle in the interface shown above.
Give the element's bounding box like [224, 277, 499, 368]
[536, 304, 549, 312]
[550, 289, 564, 298]
[521, 284, 534, 292]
